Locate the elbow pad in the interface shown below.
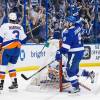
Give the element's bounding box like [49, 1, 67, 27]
[59, 47, 68, 54]
[20, 38, 27, 44]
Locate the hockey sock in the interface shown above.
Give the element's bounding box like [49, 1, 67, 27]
[0, 71, 5, 80]
[8, 69, 17, 83]
[0, 65, 6, 81]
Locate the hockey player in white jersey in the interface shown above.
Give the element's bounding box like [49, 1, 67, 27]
[0, 12, 27, 92]
[55, 16, 84, 93]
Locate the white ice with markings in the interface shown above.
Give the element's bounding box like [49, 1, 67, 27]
[0, 67, 100, 100]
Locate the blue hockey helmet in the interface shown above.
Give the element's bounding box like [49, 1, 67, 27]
[65, 16, 76, 24]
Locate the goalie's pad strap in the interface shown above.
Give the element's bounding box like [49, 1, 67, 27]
[62, 82, 71, 89]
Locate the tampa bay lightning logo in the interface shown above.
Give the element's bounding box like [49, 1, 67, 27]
[83, 46, 91, 59]
[20, 49, 25, 61]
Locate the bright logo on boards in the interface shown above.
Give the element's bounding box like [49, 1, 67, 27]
[31, 51, 46, 59]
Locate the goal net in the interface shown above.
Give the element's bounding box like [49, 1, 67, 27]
[26, 39, 69, 92]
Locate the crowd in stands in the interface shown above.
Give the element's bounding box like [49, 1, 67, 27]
[0, 0, 100, 44]
[48, 0, 100, 43]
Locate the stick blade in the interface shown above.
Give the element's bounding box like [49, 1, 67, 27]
[21, 74, 29, 80]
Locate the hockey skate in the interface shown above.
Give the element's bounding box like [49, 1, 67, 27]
[64, 83, 80, 94]
[0, 80, 4, 94]
[89, 71, 95, 83]
[9, 82, 18, 92]
[9, 78, 18, 92]
[0, 84, 3, 94]
[63, 82, 80, 94]
[62, 75, 80, 94]
[62, 76, 73, 93]
[67, 86, 80, 94]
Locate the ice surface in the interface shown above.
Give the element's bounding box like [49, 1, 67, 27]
[0, 67, 100, 100]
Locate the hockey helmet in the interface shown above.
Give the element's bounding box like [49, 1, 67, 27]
[8, 12, 17, 21]
[65, 16, 76, 24]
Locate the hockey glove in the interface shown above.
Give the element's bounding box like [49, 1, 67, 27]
[55, 50, 62, 61]
[45, 41, 50, 47]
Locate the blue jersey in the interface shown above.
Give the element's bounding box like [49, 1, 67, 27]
[61, 26, 84, 53]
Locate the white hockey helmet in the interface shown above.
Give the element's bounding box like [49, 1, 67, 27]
[8, 12, 17, 21]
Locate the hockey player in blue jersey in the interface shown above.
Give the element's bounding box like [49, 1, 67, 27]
[55, 16, 84, 93]
[55, 15, 96, 93]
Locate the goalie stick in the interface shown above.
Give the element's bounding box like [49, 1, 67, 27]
[21, 60, 55, 80]
[79, 82, 91, 91]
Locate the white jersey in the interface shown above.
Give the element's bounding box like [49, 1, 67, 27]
[0, 23, 27, 49]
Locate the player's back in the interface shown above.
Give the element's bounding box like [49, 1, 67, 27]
[62, 26, 84, 52]
[0, 23, 26, 49]
[0, 23, 24, 42]
[69, 25, 84, 52]
[70, 26, 82, 45]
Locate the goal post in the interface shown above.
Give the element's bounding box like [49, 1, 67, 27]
[59, 39, 63, 92]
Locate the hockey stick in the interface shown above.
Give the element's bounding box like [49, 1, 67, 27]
[26, 23, 42, 34]
[39, 37, 55, 53]
[40, 41, 50, 52]
[79, 82, 91, 91]
[21, 60, 55, 80]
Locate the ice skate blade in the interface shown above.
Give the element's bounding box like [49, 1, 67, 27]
[9, 89, 18, 92]
[63, 89, 80, 93]
[62, 89, 80, 96]
[63, 86, 80, 95]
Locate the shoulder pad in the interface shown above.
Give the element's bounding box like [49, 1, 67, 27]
[62, 28, 68, 34]
[62, 28, 68, 37]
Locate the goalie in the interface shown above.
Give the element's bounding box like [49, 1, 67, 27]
[48, 60, 95, 85]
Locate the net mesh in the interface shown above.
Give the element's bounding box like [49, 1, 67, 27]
[25, 39, 69, 92]
[26, 63, 61, 92]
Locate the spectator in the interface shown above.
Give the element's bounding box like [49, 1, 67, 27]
[52, 21, 62, 39]
[29, 4, 46, 43]
[0, 7, 8, 26]
[1, 0, 100, 44]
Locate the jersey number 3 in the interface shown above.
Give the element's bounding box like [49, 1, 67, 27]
[13, 30, 19, 39]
